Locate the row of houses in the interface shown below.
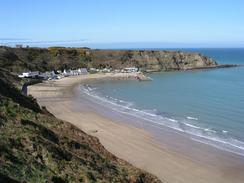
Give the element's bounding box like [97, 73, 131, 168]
[18, 68, 88, 80]
[63, 68, 88, 76]
[89, 67, 139, 73]
[18, 67, 139, 80]
[121, 67, 139, 73]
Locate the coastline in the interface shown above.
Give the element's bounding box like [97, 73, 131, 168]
[28, 73, 244, 183]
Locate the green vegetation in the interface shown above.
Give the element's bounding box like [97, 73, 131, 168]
[0, 68, 161, 182]
[0, 46, 222, 182]
[0, 46, 93, 73]
[0, 46, 223, 182]
[0, 46, 217, 74]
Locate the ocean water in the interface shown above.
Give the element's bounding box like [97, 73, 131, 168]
[80, 48, 244, 156]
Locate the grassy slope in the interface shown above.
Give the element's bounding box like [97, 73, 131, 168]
[0, 69, 162, 183]
[0, 47, 92, 73]
[0, 46, 217, 73]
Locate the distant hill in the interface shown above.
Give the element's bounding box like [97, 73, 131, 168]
[0, 46, 218, 73]
[0, 68, 162, 182]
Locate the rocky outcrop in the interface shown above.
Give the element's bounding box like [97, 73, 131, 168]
[0, 46, 220, 73]
[91, 50, 218, 72]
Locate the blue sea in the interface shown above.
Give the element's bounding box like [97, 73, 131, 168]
[80, 48, 244, 156]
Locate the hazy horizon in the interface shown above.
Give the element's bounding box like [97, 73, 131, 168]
[1, 41, 244, 49]
[1, 0, 244, 48]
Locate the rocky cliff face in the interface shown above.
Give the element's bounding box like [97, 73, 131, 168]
[0, 46, 217, 73]
[91, 50, 217, 72]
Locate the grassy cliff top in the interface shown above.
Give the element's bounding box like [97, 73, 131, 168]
[0, 68, 162, 183]
[0, 46, 217, 73]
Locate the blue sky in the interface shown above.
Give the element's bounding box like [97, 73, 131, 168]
[0, 0, 244, 48]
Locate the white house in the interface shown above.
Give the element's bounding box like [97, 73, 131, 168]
[18, 72, 30, 78]
[29, 71, 40, 78]
[18, 71, 40, 78]
[102, 68, 111, 73]
[122, 67, 139, 73]
[78, 68, 88, 75]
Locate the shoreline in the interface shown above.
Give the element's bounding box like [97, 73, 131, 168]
[73, 85, 244, 158]
[28, 73, 244, 183]
[143, 64, 240, 73]
[77, 82, 244, 157]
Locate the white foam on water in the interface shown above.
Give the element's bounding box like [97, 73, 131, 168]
[168, 118, 178, 122]
[80, 85, 244, 156]
[187, 116, 198, 120]
[184, 123, 201, 129]
[204, 128, 217, 133]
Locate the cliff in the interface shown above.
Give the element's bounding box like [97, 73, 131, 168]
[0, 68, 162, 182]
[91, 50, 218, 72]
[0, 46, 218, 73]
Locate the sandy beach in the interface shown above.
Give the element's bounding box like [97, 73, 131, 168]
[28, 73, 244, 183]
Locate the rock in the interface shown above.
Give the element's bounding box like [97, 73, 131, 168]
[0, 46, 236, 74]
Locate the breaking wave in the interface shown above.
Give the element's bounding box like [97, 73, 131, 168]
[80, 84, 244, 156]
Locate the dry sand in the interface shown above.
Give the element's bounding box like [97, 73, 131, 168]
[28, 73, 244, 183]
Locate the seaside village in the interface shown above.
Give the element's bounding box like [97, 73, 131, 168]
[18, 67, 140, 80]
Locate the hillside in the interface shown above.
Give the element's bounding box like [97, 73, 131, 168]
[0, 68, 162, 183]
[0, 46, 218, 73]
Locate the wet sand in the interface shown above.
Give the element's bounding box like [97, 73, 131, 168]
[28, 73, 244, 183]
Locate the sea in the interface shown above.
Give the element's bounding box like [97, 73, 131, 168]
[78, 48, 244, 156]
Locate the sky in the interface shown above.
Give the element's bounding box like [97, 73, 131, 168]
[0, 0, 244, 48]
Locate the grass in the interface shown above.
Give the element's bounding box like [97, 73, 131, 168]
[0, 70, 162, 183]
